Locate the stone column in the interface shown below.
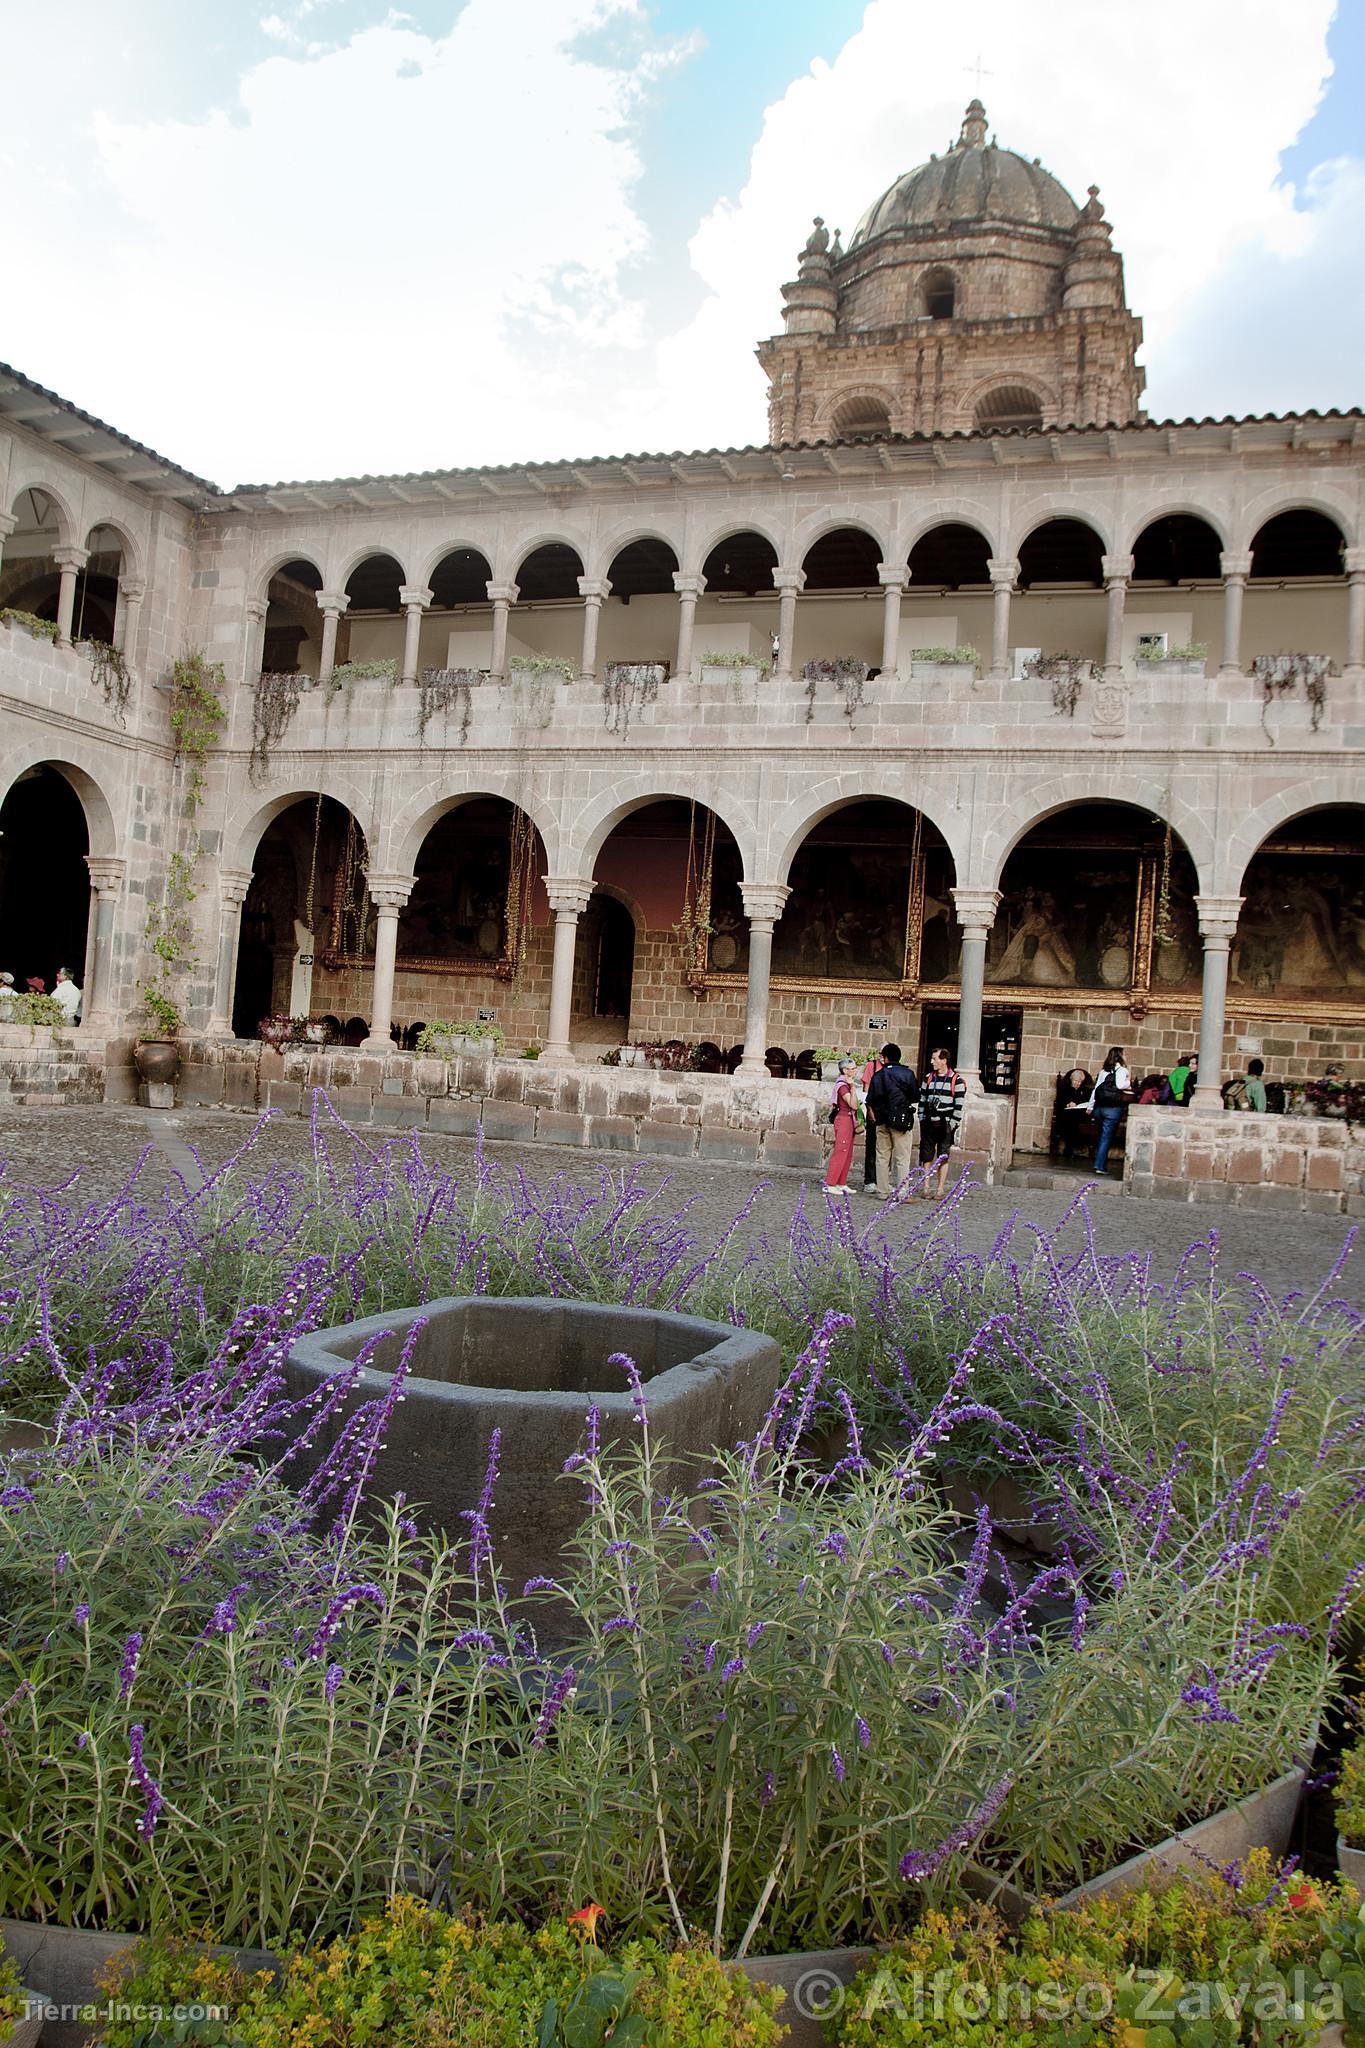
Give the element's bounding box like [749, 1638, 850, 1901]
[206, 868, 255, 1037]
[1101, 553, 1133, 680]
[672, 571, 705, 680]
[316, 589, 349, 685]
[399, 584, 433, 687]
[487, 582, 519, 680]
[1190, 895, 1243, 1109]
[987, 557, 1019, 681]
[53, 546, 89, 646]
[577, 577, 611, 683]
[1219, 551, 1253, 677]
[362, 875, 414, 1051]
[735, 883, 791, 1079]
[543, 876, 594, 1059]
[772, 569, 805, 684]
[950, 887, 1001, 1095]
[114, 578, 146, 663]
[243, 597, 268, 684]
[878, 563, 908, 678]
[80, 856, 126, 1030]
[0, 512, 15, 578]
[1344, 547, 1365, 683]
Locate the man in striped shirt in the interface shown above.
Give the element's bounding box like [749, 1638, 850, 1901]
[918, 1046, 966, 1201]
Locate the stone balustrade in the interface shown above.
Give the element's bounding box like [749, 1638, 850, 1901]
[1124, 1106, 1365, 1214]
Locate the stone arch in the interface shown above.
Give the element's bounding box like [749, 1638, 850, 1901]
[793, 511, 891, 569]
[334, 543, 409, 591]
[591, 522, 686, 583]
[1009, 500, 1112, 558]
[1233, 485, 1357, 555]
[81, 516, 142, 583]
[974, 382, 1047, 432]
[900, 503, 999, 559]
[977, 777, 1216, 896]
[965, 372, 1055, 431]
[566, 779, 758, 881]
[386, 776, 560, 880]
[415, 538, 494, 594]
[224, 779, 379, 876]
[255, 549, 327, 602]
[917, 264, 959, 319]
[819, 388, 895, 439]
[1224, 776, 1365, 896]
[1122, 501, 1229, 558]
[509, 532, 588, 577]
[691, 516, 787, 578]
[0, 749, 119, 860]
[5, 475, 77, 548]
[765, 774, 968, 887]
[590, 877, 646, 931]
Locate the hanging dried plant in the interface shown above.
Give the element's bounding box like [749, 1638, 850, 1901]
[251, 670, 306, 781]
[417, 667, 479, 746]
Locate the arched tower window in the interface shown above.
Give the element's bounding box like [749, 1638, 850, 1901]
[830, 394, 892, 439]
[919, 267, 957, 320]
[975, 384, 1044, 432]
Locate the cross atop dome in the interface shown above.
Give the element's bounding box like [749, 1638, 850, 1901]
[956, 98, 989, 150]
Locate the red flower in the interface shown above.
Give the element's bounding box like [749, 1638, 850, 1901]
[567, 1903, 605, 1944]
[1288, 1883, 1320, 1910]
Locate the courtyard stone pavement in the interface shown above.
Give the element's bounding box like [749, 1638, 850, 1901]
[0, 1103, 1360, 1314]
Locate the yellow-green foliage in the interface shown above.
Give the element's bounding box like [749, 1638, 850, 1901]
[97, 1900, 785, 2048]
[1338, 1735, 1365, 1849]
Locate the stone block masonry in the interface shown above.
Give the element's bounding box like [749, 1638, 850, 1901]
[158, 1038, 1015, 1185]
[1124, 1107, 1365, 1216]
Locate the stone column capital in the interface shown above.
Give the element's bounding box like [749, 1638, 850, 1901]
[1101, 553, 1134, 584]
[577, 577, 611, 603]
[220, 866, 255, 907]
[1343, 547, 1365, 577]
[741, 882, 791, 926]
[119, 578, 147, 604]
[317, 589, 350, 615]
[365, 872, 414, 912]
[399, 584, 434, 609]
[987, 557, 1019, 588]
[672, 571, 706, 598]
[771, 568, 806, 594]
[877, 562, 910, 590]
[84, 855, 127, 896]
[1219, 551, 1253, 582]
[951, 886, 1002, 932]
[486, 582, 520, 605]
[53, 546, 90, 572]
[244, 597, 268, 625]
[544, 874, 595, 917]
[1195, 893, 1243, 942]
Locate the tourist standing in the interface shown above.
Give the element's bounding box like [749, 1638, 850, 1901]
[52, 967, 82, 1024]
[1088, 1046, 1131, 1175]
[865, 1042, 919, 1200]
[860, 1047, 884, 1189]
[823, 1057, 861, 1193]
[1243, 1057, 1267, 1112]
[918, 1047, 966, 1200]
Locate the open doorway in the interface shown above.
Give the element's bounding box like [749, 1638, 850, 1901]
[918, 1003, 1022, 1095]
[594, 896, 635, 1019]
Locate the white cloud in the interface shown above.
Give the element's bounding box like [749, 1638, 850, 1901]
[3, 0, 1353, 482]
[651, 0, 1346, 449]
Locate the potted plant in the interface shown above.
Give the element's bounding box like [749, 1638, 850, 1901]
[813, 1046, 841, 1080]
[1336, 1731, 1365, 1894]
[522, 1042, 543, 1060]
[134, 989, 182, 1090]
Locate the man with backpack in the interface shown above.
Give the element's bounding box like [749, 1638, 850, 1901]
[864, 1042, 920, 1201]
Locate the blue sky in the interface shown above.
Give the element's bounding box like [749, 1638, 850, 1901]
[2, 1, 1360, 482]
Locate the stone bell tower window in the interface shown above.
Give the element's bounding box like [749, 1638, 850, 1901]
[920, 267, 957, 319]
[975, 383, 1044, 431]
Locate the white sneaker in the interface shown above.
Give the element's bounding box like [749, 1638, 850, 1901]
[862, 1184, 882, 1197]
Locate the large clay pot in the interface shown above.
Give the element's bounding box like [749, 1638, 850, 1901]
[133, 1038, 179, 1085]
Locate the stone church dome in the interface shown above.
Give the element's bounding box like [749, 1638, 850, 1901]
[849, 100, 1079, 246]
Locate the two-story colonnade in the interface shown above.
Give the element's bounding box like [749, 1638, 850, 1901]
[2, 102, 1362, 1175]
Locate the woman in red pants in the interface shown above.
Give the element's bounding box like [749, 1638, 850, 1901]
[824, 1057, 861, 1193]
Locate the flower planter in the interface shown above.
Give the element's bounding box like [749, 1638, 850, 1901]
[736, 1946, 875, 2048]
[619, 1045, 644, 1067]
[133, 1038, 178, 1108]
[820, 1061, 843, 1081]
[1338, 1832, 1365, 1896]
[0, 1917, 278, 2048]
[1053, 1763, 1306, 1910]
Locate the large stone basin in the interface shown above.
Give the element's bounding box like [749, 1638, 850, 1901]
[284, 1297, 782, 1596]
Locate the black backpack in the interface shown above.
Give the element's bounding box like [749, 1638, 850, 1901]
[869, 1064, 918, 1132]
[1094, 1072, 1124, 1109]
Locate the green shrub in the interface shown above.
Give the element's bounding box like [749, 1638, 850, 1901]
[97, 1902, 784, 2048]
[1338, 1734, 1365, 1848]
[0, 1948, 25, 2042]
[3, 992, 64, 1026]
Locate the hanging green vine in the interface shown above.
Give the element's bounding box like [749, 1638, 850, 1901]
[251, 670, 306, 782]
[140, 653, 226, 1036]
[79, 638, 133, 721]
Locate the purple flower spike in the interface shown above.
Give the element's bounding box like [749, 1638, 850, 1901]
[900, 1774, 1013, 1882]
[128, 1724, 163, 1843]
[118, 1632, 143, 1702]
[831, 1745, 846, 1783]
[324, 1662, 343, 1702]
[304, 1581, 384, 1660]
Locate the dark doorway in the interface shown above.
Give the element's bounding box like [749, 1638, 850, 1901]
[594, 896, 635, 1019]
[232, 897, 276, 1038]
[919, 1003, 1022, 1095]
[0, 766, 90, 991]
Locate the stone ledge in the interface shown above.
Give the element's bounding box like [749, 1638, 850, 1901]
[1123, 1107, 1365, 1214]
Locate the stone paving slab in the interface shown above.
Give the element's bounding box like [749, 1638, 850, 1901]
[0, 1104, 1358, 1312]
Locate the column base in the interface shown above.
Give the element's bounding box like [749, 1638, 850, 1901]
[1189, 1086, 1227, 1112]
[361, 1034, 396, 1053]
[542, 1042, 575, 1062]
[959, 1068, 986, 1096]
[734, 1057, 769, 1080]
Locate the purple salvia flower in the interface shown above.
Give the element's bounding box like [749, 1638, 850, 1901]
[720, 1656, 745, 1683]
[207, 1583, 248, 1637]
[746, 1621, 766, 1648]
[831, 1745, 846, 1783]
[118, 1633, 143, 1702]
[759, 1771, 775, 1807]
[899, 1773, 1013, 1881]
[73, 1603, 90, 1625]
[531, 1665, 576, 1749]
[856, 1716, 871, 1751]
[324, 1662, 343, 1702]
[304, 1581, 384, 1660]
[128, 1724, 163, 1843]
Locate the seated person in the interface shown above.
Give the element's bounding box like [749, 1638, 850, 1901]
[1134, 1072, 1167, 1105]
[1049, 1067, 1095, 1160]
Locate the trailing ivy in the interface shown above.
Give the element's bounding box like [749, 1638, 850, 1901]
[251, 670, 306, 782]
[418, 666, 480, 746]
[331, 659, 396, 687]
[802, 655, 869, 723]
[79, 638, 133, 721]
[1253, 651, 1333, 742]
[142, 654, 227, 1037]
[1025, 652, 1094, 717]
[0, 607, 60, 643]
[509, 654, 577, 684]
[603, 660, 665, 737]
